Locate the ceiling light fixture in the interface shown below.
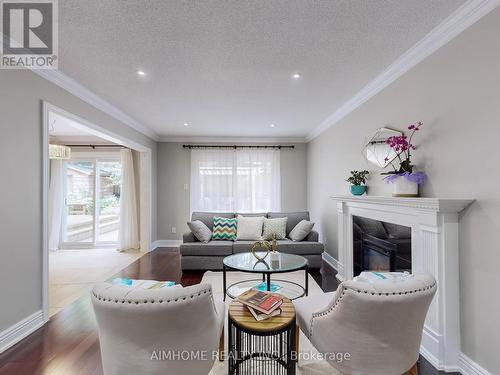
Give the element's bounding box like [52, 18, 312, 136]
[137, 70, 146, 76]
[184, 123, 189, 127]
[292, 73, 301, 79]
[270, 124, 276, 128]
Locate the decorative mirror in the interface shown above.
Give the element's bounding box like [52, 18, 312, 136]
[363, 127, 403, 169]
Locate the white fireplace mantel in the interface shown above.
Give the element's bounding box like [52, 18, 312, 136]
[330, 195, 473, 372]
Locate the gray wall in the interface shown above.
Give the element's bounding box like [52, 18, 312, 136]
[307, 8, 500, 373]
[157, 142, 307, 240]
[0, 70, 157, 333]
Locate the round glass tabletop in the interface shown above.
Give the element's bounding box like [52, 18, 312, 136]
[223, 252, 308, 273]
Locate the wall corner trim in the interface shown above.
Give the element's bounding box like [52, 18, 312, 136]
[458, 353, 492, 375]
[33, 69, 160, 141]
[306, 0, 500, 141]
[0, 310, 45, 354]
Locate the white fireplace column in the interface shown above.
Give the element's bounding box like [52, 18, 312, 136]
[330, 196, 473, 372]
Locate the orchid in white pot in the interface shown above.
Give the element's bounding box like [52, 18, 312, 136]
[383, 122, 427, 197]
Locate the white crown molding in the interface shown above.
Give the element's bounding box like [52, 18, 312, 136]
[0, 310, 44, 353]
[159, 136, 307, 144]
[307, 0, 500, 141]
[458, 352, 492, 375]
[33, 69, 160, 141]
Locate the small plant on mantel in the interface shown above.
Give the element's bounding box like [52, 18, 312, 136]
[346, 170, 369, 196]
[383, 121, 427, 197]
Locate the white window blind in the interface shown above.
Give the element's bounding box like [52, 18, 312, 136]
[190, 149, 281, 213]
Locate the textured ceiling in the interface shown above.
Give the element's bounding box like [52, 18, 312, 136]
[58, 0, 465, 138]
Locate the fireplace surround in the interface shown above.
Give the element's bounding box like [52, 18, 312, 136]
[330, 195, 473, 372]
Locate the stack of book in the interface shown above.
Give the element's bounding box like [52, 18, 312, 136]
[237, 289, 284, 321]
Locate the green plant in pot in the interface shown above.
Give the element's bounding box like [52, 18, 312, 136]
[346, 170, 369, 195]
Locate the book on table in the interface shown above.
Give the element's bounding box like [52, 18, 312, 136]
[247, 306, 282, 321]
[237, 289, 283, 315]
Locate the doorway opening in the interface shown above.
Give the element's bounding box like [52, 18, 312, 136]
[43, 103, 152, 318]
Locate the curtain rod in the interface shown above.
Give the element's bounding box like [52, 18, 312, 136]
[66, 144, 127, 149]
[182, 145, 294, 150]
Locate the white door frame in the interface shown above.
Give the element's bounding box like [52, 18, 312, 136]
[42, 101, 154, 322]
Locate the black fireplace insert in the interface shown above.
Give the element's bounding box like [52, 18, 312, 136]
[353, 216, 411, 277]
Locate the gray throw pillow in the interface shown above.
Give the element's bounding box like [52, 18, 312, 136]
[187, 220, 212, 243]
[262, 217, 287, 240]
[289, 220, 315, 242]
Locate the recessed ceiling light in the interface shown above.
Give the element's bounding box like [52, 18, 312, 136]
[183, 123, 189, 127]
[137, 70, 146, 76]
[292, 73, 301, 79]
[270, 124, 276, 128]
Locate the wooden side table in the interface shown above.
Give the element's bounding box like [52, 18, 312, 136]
[228, 298, 298, 375]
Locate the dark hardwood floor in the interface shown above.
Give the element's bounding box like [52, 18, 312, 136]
[0, 248, 459, 375]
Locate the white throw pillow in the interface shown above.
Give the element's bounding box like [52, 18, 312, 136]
[289, 220, 315, 241]
[262, 217, 287, 240]
[236, 215, 264, 241]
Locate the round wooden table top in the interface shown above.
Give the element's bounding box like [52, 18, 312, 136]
[228, 297, 295, 333]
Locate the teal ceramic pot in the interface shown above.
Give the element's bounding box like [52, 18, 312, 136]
[350, 185, 367, 196]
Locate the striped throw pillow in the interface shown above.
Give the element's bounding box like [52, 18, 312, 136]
[212, 217, 238, 241]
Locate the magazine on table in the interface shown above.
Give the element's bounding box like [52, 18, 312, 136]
[237, 288, 283, 315]
[247, 305, 282, 321]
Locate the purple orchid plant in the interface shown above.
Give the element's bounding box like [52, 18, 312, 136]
[383, 122, 427, 185]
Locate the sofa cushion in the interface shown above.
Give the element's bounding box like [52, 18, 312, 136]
[262, 217, 287, 240]
[232, 241, 256, 254]
[212, 217, 238, 241]
[289, 220, 315, 241]
[268, 212, 310, 236]
[273, 239, 323, 255]
[236, 215, 264, 240]
[187, 220, 212, 243]
[232, 239, 323, 255]
[180, 241, 234, 256]
[191, 212, 234, 231]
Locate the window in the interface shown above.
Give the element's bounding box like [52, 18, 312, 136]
[190, 149, 281, 212]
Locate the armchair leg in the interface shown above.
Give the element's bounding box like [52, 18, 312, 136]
[218, 331, 224, 362]
[407, 362, 418, 375]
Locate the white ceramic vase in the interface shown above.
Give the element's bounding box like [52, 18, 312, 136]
[392, 175, 419, 197]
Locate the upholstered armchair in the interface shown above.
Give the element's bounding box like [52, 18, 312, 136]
[294, 273, 436, 375]
[91, 283, 225, 375]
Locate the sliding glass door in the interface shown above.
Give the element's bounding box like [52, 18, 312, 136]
[62, 157, 121, 248]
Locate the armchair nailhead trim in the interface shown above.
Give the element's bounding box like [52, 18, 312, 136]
[92, 288, 213, 305]
[309, 283, 437, 337]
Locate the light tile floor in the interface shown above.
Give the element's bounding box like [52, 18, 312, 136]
[49, 248, 143, 317]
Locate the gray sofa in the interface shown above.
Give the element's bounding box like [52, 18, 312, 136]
[180, 211, 324, 270]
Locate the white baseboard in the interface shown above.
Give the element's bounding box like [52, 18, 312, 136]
[458, 352, 492, 375]
[321, 252, 340, 271]
[0, 310, 45, 353]
[151, 240, 182, 250]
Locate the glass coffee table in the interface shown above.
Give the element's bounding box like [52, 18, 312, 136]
[223, 252, 309, 301]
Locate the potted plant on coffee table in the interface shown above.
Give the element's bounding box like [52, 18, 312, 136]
[383, 122, 427, 197]
[346, 170, 369, 196]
